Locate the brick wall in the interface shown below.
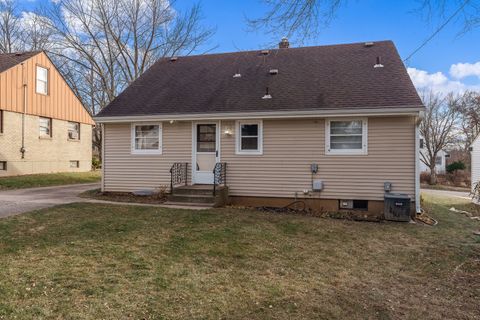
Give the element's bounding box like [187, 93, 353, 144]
[0, 110, 92, 176]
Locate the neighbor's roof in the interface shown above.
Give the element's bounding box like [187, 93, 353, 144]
[0, 51, 41, 73]
[97, 40, 423, 118]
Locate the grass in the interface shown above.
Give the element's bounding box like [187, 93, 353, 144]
[421, 183, 470, 192]
[0, 195, 478, 319]
[79, 188, 167, 204]
[0, 171, 101, 190]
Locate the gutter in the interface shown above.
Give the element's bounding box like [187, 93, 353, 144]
[20, 62, 27, 159]
[94, 106, 425, 123]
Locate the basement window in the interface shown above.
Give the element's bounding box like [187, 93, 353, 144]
[235, 120, 263, 155]
[36, 65, 48, 95]
[131, 123, 162, 154]
[70, 160, 80, 168]
[0, 161, 6, 171]
[326, 118, 368, 155]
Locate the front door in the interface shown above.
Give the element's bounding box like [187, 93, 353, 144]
[193, 122, 219, 184]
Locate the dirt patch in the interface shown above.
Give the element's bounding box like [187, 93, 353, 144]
[79, 188, 167, 204]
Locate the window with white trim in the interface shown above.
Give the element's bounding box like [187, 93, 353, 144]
[39, 117, 52, 137]
[36, 66, 48, 95]
[435, 156, 442, 165]
[236, 120, 263, 155]
[326, 118, 367, 155]
[131, 123, 162, 154]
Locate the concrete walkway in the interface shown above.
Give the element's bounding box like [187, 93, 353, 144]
[0, 183, 100, 218]
[421, 188, 471, 200]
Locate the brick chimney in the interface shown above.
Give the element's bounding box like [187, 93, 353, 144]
[279, 37, 290, 49]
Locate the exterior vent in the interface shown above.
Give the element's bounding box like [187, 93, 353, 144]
[170, 56, 178, 62]
[374, 56, 384, 68]
[262, 87, 272, 99]
[364, 42, 374, 47]
[269, 69, 279, 75]
[233, 73, 242, 78]
[279, 37, 290, 49]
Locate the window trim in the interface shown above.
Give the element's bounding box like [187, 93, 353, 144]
[36, 65, 49, 95]
[39, 117, 52, 138]
[68, 121, 81, 141]
[325, 118, 368, 156]
[131, 122, 163, 154]
[235, 120, 263, 155]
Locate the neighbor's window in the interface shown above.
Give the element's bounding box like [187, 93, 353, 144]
[435, 156, 442, 165]
[68, 122, 80, 140]
[0, 110, 3, 133]
[132, 123, 162, 154]
[236, 120, 263, 155]
[70, 160, 80, 168]
[0, 161, 6, 171]
[39, 117, 52, 137]
[36, 66, 48, 95]
[326, 119, 367, 155]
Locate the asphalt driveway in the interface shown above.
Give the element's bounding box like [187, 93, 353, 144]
[0, 183, 100, 218]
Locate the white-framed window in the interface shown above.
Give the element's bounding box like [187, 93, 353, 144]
[235, 120, 263, 155]
[39, 117, 52, 137]
[326, 118, 368, 155]
[70, 160, 80, 168]
[435, 156, 442, 165]
[68, 122, 80, 140]
[36, 66, 48, 95]
[131, 123, 162, 154]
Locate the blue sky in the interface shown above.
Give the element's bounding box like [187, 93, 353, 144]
[19, 0, 480, 93]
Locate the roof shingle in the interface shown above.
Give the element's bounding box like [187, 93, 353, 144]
[0, 51, 41, 73]
[97, 41, 423, 118]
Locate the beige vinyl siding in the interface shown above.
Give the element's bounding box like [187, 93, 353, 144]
[103, 122, 192, 191]
[0, 52, 93, 125]
[220, 117, 415, 200]
[103, 116, 415, 200]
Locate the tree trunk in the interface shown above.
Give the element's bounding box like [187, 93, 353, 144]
[429, 165, 437, 185]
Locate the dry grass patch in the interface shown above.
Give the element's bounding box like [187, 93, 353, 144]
[0, 171, 100, 190]
[0, 195, 479, 319]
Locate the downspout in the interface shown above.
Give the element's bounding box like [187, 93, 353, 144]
[415, 112, 424, 214]
[20, 62, 27, 159]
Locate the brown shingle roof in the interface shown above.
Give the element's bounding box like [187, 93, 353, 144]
[97, 41, 423, 118]
[0, 51, 41, 73]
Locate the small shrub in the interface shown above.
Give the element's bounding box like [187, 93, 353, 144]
[447, 161, 466, 174]
[92, 157, 102, 170]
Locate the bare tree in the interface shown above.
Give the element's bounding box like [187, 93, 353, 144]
[420, 91, 461, 184]
[36, 0, 214, 159]
[0, 0, 21, 53]
[248, 0, 480, 42]
[458, 91, 480, 148]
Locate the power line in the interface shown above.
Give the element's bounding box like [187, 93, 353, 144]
[403, 0, 470, 63]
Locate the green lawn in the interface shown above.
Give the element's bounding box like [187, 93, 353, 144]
[0, 171, 101, 190]
[0, 195, 478, 319]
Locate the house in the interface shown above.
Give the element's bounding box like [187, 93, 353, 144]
[419, 139, 448, 174]
[0, 51, 94, 176]
[470, 135, 480, 193]
[95, 40, 424, 218]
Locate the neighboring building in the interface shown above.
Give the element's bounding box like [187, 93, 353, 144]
[471, 135, 480, 192]
[95, 40, 424, 217]
[0, 51, 94, 176]
[419, 139, 448, 174]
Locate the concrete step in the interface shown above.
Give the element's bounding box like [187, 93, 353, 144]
[173, 186, 216, 196]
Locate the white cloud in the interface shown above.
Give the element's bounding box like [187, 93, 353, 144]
[450, 62, 480, 79]
[408, 67, 480, 95]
